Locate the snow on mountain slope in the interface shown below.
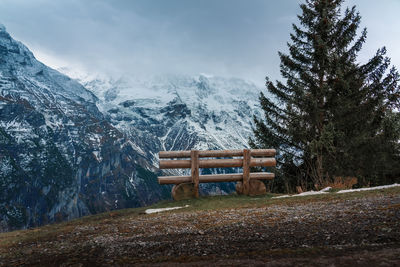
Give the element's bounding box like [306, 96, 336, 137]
[0, 25, 170, 232]
[61, 70, 263, 162]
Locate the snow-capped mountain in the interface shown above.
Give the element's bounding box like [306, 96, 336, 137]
[0, 24, 263, 231]
[0, 25, 170, 232]
[61, 71, 263, 169]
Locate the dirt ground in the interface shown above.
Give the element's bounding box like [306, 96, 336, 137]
[1, 191, 400, 266]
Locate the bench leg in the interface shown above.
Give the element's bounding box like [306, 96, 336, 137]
[172, 183, 196, 201]
[236, 180, 266, 196]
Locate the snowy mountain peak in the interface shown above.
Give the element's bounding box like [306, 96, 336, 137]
[63, 70, 263, 157]
[0, 23, 6, 32]
[0, 25, 99, 106]
[0, 24, 34, 60]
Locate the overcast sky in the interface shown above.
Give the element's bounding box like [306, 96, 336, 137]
[0, 0, 399, 85]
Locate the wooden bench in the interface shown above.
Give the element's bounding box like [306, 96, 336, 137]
[158, 149, 276, 200]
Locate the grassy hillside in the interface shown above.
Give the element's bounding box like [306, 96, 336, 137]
[1, 187, 400, 266]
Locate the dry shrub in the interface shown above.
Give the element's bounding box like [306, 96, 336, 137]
[296, 186, 303, 193]
[328, 176, 358, 189]
[314, 177, 358, 191]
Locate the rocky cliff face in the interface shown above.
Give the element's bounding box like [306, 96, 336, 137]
[0, 26, 170, 232]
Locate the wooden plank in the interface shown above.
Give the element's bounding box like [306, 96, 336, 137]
[250, 158, 276, 167]
[200, 174, 243, 183]
[159, 149, 276, 159]
[159, 150, 192, 158]
[159, 159, 191, 169]
[242, 149, 250, 195]
[250, 172, 275, 179]
[158, 172, 275, 184]
[159, 158, 276, 169]
[159, 176, 192, 184]
[191, 150, 199, 198]
[250, 149, 276, 157]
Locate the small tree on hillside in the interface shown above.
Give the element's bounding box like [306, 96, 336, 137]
[250, 0, 400, 192]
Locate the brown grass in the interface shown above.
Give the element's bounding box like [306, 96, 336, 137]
[0, 186, 399, 253]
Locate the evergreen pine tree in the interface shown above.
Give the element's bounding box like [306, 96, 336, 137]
[250, 0, 400, 192]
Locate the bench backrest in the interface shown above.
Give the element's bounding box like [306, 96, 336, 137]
[158, 149, 276, 198]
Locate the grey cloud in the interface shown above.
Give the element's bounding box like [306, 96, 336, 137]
[0, 0, 398, 85]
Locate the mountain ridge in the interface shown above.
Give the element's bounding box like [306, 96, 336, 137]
[0, 26, 170, 232]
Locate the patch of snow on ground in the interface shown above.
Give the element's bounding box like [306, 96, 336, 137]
[337, 183, 400, 194]
[145, 205, 190, 214]
[273, 187, 332, 199]
[272, 184, 400, 199]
